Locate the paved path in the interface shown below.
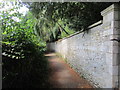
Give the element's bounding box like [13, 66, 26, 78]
[45, 53, 93, 88]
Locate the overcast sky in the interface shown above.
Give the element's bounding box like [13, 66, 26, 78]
[0, 1, 29, 22]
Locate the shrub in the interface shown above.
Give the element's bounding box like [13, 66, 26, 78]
[2, 31, 49, 88]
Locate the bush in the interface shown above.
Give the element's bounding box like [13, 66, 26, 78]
[1, 2, 50, 88]
[2, 31, 49, 88]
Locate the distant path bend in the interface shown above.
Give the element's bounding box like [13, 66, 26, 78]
[45, 53, 93, 88]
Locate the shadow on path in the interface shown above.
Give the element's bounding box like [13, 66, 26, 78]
[45, 53, 93, 88]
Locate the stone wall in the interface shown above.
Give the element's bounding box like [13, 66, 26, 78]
[47, 4, 120, 88]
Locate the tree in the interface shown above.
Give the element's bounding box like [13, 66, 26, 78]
[24, 2, 112, 42]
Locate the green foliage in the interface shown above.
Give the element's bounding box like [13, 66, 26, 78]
[26, 2, 112, 42]
[1, 2, 49, 88]
[55, 19, 75, 39]
[2, 34, 49, 88]
[23, 2, 74, 42]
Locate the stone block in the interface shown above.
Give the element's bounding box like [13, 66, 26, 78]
[107, 45, 113, 53]
[110, 34, 120, 40]
[113, 46, 119, 54]
[113, 41, 119, 46]
[106, 53, 112, 64]
[102, 10, 114, 22]
[113, 53, 119, 66]
[111, 21, 120, 29]
[103, 29, 113, 36]
[112, 75, 119, 88]
[113, 66, 118, 76]
[101, 3, 120, 20]
[114, 11, 120, 21]
[119, 76, 120, 88]
[102, 22, 112, 30]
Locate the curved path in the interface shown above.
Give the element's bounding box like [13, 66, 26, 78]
[45, 53, 93, 88]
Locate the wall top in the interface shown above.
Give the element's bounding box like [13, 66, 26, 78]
[101, 3, 120, 16]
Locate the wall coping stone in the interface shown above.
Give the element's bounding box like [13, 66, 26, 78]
[56, 20, 103, 42]
[101, 3, 120, 16]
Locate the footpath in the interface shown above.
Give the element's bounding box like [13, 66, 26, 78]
[45, 53, 93, 88]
